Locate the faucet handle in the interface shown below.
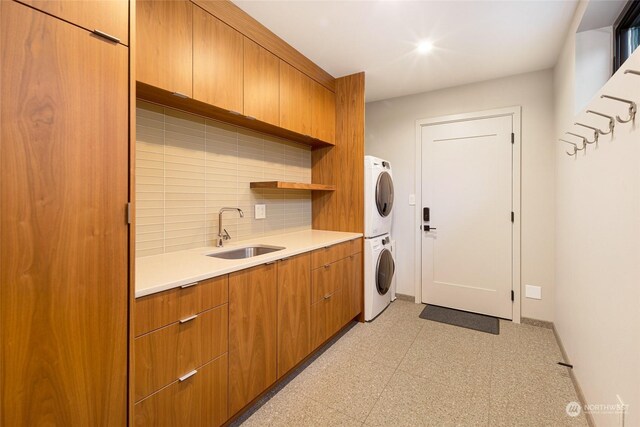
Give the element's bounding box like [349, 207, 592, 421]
[223, 228, 231, 240]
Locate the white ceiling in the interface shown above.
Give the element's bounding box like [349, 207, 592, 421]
[233, 0, 579, 102]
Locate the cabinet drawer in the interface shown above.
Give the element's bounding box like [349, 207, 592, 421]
[134, 304, 228, 401]
[311, 258, 344, 304]
[311, 289, 343, 350]
[311, 239, 361, 269]
[134, 354, 228, 427]
[135, 275, 228, 337]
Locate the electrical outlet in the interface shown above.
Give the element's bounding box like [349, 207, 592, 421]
[255, 204, 266, 219]
[525, 285, 542, 300]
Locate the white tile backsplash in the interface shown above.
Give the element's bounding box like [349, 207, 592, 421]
[135, 101, 312, 258]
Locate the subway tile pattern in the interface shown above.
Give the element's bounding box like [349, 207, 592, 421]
[136, 101, 312, 258]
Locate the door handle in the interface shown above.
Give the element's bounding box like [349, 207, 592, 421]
[422, 225, 437, 231]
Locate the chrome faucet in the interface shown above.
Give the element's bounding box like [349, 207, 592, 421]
[217, 207, 244, 247]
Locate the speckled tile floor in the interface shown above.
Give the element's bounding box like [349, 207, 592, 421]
[235, 300, 589, 427]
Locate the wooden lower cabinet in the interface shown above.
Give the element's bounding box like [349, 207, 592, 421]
[134, 354, 228, 427]
[229, 263, 278, 415]
[134, 304, 229, 401]
[277, 254, 312, 378]
[311, 289, 344, 349]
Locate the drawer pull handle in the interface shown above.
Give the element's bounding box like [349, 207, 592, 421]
[323, 294, 332, 300]
[92, 29, 120, 44]
[280, 257, 291, 261]
[180, 282, 198, 289]
[178, 370, 198, 382]
[265, 261, 276, 265]
[179, 314, 198, 324]
[324, 264, 330, 269]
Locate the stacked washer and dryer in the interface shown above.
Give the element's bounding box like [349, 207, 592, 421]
[364, 156, 397, 321]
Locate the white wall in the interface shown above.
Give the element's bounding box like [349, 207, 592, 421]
[575, 26, 612, 114]
[366, 69, 556, 321]
[554, 3, 640, 426]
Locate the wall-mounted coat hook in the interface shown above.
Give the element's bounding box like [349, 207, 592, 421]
[586, 110, 615, 135]
[559, 139, 581, 157]
[573, 123, 599, 144]
[566, 132, 589, 149]
[600, 94, 637, 123]
[624, 69, 640, 76]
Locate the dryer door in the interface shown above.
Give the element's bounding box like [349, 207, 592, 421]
[376, 248, 395, 295]
[375, 171, 394, 217]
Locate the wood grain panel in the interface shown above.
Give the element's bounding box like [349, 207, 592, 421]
[134, 354, 228, 427]
[192, 0, 335, 92]
[280, 61, 312, 136]
[312, 73, 365, 233]
[137, 82, 333, 148]
[310, 239, 360, 269]
[244, 37, 280, 126]
[311, 260, 344, 304]
[0, 2, 128, 424]
[135, 275, 228, 337]
[311, 289, 343, 350]
[249, 181, 335, 191]
[17, 0, 129, 44]
[193, 5, 243, 113]
[311, 81, 336, 143]
[129, 0, 137, 423]
[277, 254, 311, 378]
[342, 253, 363, 324]
[229, 264, 277, 415]
[134, 304, 228, 401]
[137, 0, 192, 96]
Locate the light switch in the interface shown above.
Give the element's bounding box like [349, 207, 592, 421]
[255, 204, 266, 219]
[409, 194, 416, 206]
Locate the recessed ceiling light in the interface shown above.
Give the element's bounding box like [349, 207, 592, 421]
[416, 40, 433, 54]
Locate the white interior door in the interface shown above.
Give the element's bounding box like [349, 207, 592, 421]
[421, 115, 513, 319]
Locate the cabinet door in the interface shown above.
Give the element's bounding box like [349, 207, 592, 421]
[134, 355, 228, 427]
[311, 290, 344, 350]
[244, 37, 280, 126]
[1, 2, 128, 425]
[342, 252, 363, 325]
[137, 0, 192, 96]
[193, 6, 243, 113]
[18, 0, 129, 44]
[280, 61, 312, 136]
[311, 81, 336, 143]
[277, 254, 311, 378]
[229, 264, 277, 415]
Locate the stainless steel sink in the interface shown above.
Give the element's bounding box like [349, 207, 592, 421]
[206, 245, 285, 260]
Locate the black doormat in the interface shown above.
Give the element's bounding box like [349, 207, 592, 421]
[419, 304, 499, 335]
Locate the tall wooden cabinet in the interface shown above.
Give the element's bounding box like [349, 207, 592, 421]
[229, 264, 278, 415]
[0, 1, 129, 424]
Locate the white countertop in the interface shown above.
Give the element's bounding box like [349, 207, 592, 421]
[135, 229, 363, 298]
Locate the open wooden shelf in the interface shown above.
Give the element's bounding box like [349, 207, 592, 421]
[250, 181, 336, 191]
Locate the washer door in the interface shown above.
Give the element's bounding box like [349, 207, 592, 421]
[376, 248, 395, 296]
[375, 171, 394, 217]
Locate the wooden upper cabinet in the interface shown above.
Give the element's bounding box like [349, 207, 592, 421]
[229, 264, 277, 415]
[193, 6, 243, 113]
[1, 2, 128, 424]
[137, 0, 192, 96]
[18, 0, 129, 44]
[280, 61, 312, 136]
[311, 81, 336, 144]
[243, 37, 280, 126]
[277, 254, 311, 378]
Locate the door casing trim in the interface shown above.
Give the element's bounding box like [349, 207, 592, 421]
[414, 106, 522, 323]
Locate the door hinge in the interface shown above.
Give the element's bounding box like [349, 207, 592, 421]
[511, 133, 515, 144]
[126, 202, 132, 225]
[511, 211, 514, 223]
[511, 290, 515, 302]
